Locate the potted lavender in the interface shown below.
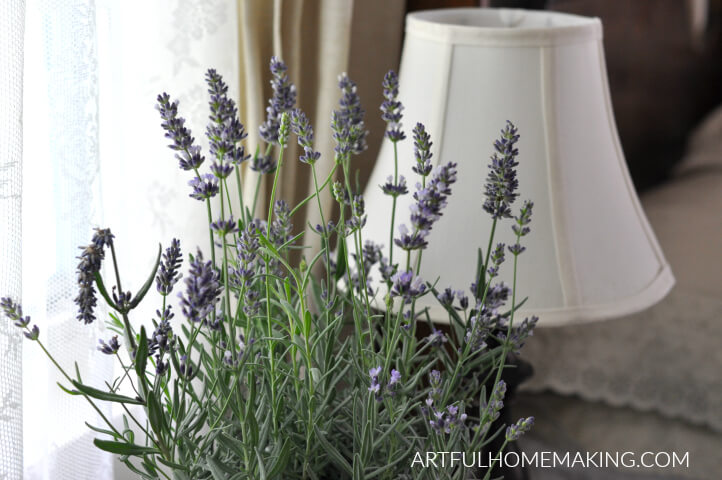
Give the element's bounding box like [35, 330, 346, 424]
[3, 57, 536, 479]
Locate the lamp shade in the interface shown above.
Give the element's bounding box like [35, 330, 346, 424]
[361, 8, 674, 327]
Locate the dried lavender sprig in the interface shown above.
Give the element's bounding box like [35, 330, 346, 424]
[259, 57, 297, 145]
[380, 70, 405, 142]
[156, 238, 183, 296]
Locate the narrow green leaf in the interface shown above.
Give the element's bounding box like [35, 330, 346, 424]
[353, 453, 364, 480]
[207, 455, 230, 480]
[157, 456, 189, 472]
[129, 243, 162, 309]
[313, 426, 352, 475]
[84, 422, 119, 439]
[94, 271, 121, 311]
[57, 382, 81, 396]
[71, 380, 144, 405]
[266, 438, 291, 479]
[93, 438, 159, 456]
[146, 390, 166, 436]
[255, 447, 268, 480]
[135, 326, 148, 381]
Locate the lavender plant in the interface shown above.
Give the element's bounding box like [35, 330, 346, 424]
[3, 57, 537, 480]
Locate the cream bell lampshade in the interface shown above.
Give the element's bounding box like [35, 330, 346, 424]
[361, 8, 674, 327]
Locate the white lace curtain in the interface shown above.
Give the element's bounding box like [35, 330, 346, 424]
[0, 1, 25, 478]
[4, 0, 240, 478]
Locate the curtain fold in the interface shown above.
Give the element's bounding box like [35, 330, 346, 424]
[237, 0, 406, 258]
[0, 1, 25, 478]
[21, 0, 114, 477]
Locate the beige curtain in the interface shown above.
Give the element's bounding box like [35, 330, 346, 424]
[236, 0, 406, 259]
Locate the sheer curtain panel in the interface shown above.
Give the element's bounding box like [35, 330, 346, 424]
[0, 1, 25, 476]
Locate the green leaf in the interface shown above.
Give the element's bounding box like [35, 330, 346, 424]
[71, 380, 144, 405]
[94, 271, 121, 311]
[57, 382, 81, 396]
[266, 438, 291, 479]
[207, 455, 230, 480]
[335, 239, 347, 281]
[85, 422, 119, 439]
[129, 243, 162, 309]
[313, 426, 352, 475]
[136, 326, 148, 381]
[93, 438, 159, 456]
[217, 433, 245, 459]
[157, 456, 190, 473]
[146, 390, 167, 436]
[255, 447, 268, 480]
[304, 310, 312, 338]
[353, 453, 364, 480]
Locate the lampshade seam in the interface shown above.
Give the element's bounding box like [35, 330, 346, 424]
[540, 44, 579, 310]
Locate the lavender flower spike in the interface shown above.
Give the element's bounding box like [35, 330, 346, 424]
[156, 238, 182, 296]
[380, 70, 405, 142]
[483, 120, 520, 219]
[259, 57, 297, 145]
[331, 73, 368, 160]
[74, 228, 114, 324]
[505, 416, 535, 441]
[290, 108, 321, 165]
[412, 123, 433, 177]
[1, 297, 40, 340]
[394, 161, 457, 252]
[156, 93, 205, 171]
[178, 250, 222, 324]
[205, 69, 249, 165]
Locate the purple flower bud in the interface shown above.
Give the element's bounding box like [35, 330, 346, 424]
[189, 174, 219, 201]
[98, 336, 121, 355]
[380, 175, 408, 197]
[505, 416, 535, 441]
[210, 216, 240, 236]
